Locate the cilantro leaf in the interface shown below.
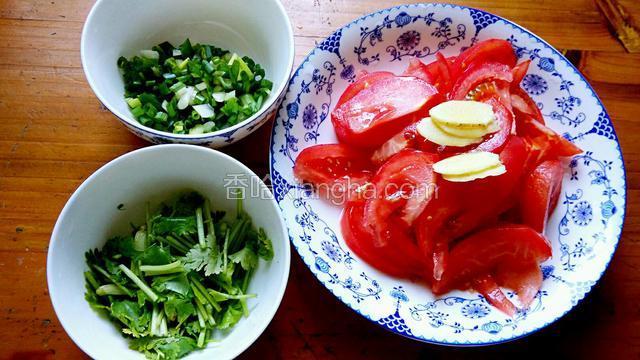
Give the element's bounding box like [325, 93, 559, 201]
[228, 246, 258, 271]
[153, 217, 197, 237]
[256, 228, 274, 261]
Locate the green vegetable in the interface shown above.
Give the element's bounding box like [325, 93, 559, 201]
[118, 39, 272, 135]
[84, 191, 274, 359]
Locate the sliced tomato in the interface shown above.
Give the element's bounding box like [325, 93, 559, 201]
[364, 149, 438, 245]
[472, 96, 514, 153]
[402, 58, 437, 84]
[511, 60, 531, 89]
[519, 160, 563, 233]
[511, 87, 544, 124]
[293, 144, 371, 204]
[472, 274, 517, 317]
[519, 116, 582, 163]
[331, 76, 442, 148]
[434, 52, 454, 94]
[450, 62, 513, 100]
[335, 71, 394, 108]
[370, 123, 420, 165]
[495, 260, 543, 308]
[434, 223, 552, 294]
[451, 39, 517, 79]
[416, 137, 528, 281]
[342, 202, 419, 277]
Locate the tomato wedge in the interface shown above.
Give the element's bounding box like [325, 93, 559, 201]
[451, 39, 517, 79]
[510, 60, 531, 89]
[519, 116, 582, 163]
[331, 76, 441, 148]
[495, 260, 543, 308]
[450, 62, 513, 100]
[473, 96, 514, 153]
[335, 71, 394, 108]
[364, 149, 438, 245]
[402, 56, 456, 93]
[342, 202, 423, 277]
[434, 223, 552, 294]
[402, 58, 437, 84]
[370, 123, 421, 165]
[293, 144, 372, 205]
[519, 160, 563, 233]
[472, 274, 517, 317]
[511, 87, 544, 124]
[416, 137, 528, 281]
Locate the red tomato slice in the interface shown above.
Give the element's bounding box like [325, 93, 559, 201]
[451, 39, 517, 79]
[472, 274, 517, 317]
[416, 137, 528, 281]
[434, 223, 552, 294]
[511, 60, 531, 89]
[402, 58, 437, 84]
[342, 202, 418, 277]
[495, 260, 543, 308]
[335, 71, 395, 108]
[331, 76, 442, 148]
[450, 62, 513, 100]
[364, 149, 438, 245]
[370, 123, 420, 165]
[293, 144, 372, 204]
[511, 87, 544, 124]
[403, 56, 457, 93]
[472, 96, 514, 153]
[519, 160, 563, 233]
[518, 116, 582, 162]
[434, 52, 454, 94]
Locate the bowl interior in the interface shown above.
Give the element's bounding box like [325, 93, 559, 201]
[270, 3, 626, 345]
[81, 0, 293, 138]
[48, 145, 290, 359]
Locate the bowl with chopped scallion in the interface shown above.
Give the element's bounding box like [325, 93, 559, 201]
[47, 145, 290, 359]
[81, 0, 294, 147]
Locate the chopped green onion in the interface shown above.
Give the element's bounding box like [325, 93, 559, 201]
[118, 39, 272, 134]
[139, 49, 159, 60]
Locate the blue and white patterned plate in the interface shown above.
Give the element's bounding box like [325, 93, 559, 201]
[269, 4, 626, 345]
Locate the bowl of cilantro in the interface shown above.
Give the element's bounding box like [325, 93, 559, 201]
[47, 144, 290, 359]
[81, 0, 294, 147]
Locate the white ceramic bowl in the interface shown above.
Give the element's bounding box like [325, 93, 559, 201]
[81, 0, 294, 147]
[47, 145, 290, 359]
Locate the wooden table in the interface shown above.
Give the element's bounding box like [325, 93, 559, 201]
[1, 0, 639, 358]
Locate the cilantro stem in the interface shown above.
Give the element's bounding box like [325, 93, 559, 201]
[207, 288, 256, 300]
[118, 264, 159, 302]
[195, 304, 206, 328]
[96, 284, 128, 296]
[204, 199, 215, 239]
[222, 228, 230, 270]
[193, 294, 213, 327]
[159, 235, 189, 254]
[140, 260, 185, 276]
[190, 277, 222, 312]
[91, 264, 134, 297]
[84, 271, 100, 290]
[197, 329, 206, 348]
[196, 207, 206, 249]
[236, 190, 243, 219]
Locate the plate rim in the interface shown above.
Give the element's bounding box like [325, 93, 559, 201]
[269, 2, 628, 346]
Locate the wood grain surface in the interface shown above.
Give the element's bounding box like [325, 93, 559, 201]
[1, 1, 639, 359]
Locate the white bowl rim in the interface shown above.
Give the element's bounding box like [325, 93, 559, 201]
[268, 2, 628, 347]
[80, 0, 295, 140]
[47, 144, 291, 358]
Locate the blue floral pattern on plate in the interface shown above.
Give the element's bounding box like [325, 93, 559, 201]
[269, 4, 626, 345]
